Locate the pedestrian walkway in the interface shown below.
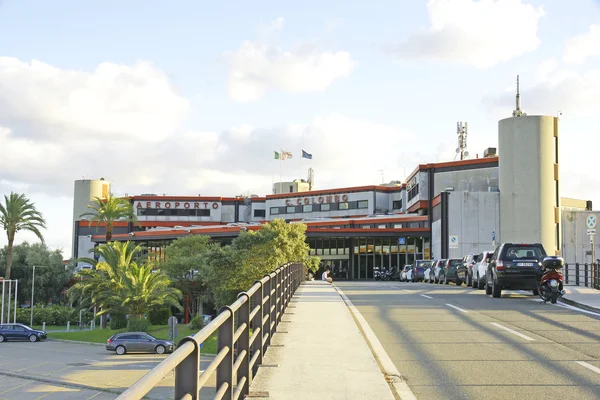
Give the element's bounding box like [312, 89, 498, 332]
[248, 281, 395, 400]
[562, 286, 600, 312]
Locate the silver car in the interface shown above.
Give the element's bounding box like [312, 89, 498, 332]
[106, 332, 174, 355]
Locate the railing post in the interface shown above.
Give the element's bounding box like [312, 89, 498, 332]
[270, 272, 277, 340]
[251, 280, 264, 378]
[576, 263, 580, 286]
[216, 307, 234, 400]
[585, 264, 589, 287]
[175, 337, 200, 400]
[276, 267, 283, 325]
[565, 263, 569, 285]
[263, 275, 272, 349]
[237, 292, 250, 397]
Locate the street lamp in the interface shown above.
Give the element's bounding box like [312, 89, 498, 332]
[31, 265, 49, 327]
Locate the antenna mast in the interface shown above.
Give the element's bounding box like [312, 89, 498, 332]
[512, 75, 526, 117]
[455, 122, 469, 161]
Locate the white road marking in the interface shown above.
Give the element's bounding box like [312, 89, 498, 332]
[528, 299, 600, 317]
[420, 294, 433, 299]
[490, 322, 535, 341]
[445, 303, 468, 313]
[575, 361, 600, 375]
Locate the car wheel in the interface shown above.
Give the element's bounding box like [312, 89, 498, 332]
[492, 279, 502, 298]
[532, 289, 539, 296]
[116, 345, 126, 355]
[485, 276, 493, 295]
[456, 278, 462, 286]
[466, 274, 472, 287]
[29, 334, 38, 342]
[155, 345, 166, 355]
[0, 334, 5, 343]
[472, 274, 478, 289]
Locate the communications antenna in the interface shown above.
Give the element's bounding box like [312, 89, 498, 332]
[455, 122, 469, 161]
[512, 75, 527, 117]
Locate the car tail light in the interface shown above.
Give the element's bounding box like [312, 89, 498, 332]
[107, 339, 112, 344]
[496, 260, 504, 271]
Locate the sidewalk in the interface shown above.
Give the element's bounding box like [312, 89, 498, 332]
[248, 281, 396, 400]
[561, 286, 600, 312]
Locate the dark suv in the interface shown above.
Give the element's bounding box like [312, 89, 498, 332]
[486, 243, 547, 298]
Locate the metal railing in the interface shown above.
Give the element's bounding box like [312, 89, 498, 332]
[117, 262, 305, 400]
[564, 262, 599, 289]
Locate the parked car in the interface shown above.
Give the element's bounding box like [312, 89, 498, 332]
[473, 250, 494, 289]
[424, 261, 436, 283]
[400, 265, 412, 282]
[432, 259, 447, 283]
[106, 332, 175, 355]
[456, 253, 480, 286]
[0, 323, 47, 342]
[438, 259, 463, 284]
[411, 260, 431, 282]
[486, 243, 547, 298]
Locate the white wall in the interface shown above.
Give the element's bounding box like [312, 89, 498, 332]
[375, 191, 389, 212]
[434, 168, 499, 196]
[431, 220, 442, 260]
[447, 191, 500, 259]
[267, 191, 374, 219]
[76, 235, 95, 267]
[562, 210, 600, 263]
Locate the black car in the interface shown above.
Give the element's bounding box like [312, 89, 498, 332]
[456, 253, 480, 286]
[0, 323, 47, 342]
[486, 243, 547, 298]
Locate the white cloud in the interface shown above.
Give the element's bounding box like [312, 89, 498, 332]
[563, 24, 600, 65]
[0, 57, 189, 142]
[393, 0, 545, 69]
[225, 23, 355, 102]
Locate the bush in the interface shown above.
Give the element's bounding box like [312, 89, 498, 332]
[188, 315, 205, 330]
[127, 316, 149, 332]
[148, 308, 171, 325]
[109, 312, 128, 330]
[14, 305, 95, 326]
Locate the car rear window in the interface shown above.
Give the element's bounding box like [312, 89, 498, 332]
[504, 245, 545, 259]
[449, 259, 462, 266]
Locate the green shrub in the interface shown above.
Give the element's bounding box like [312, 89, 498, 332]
[148, 308, 171, 325]
[127, 316, 149, 332]
[109, 313, 128, 330]
[14, 305, 95, 326]
[188, 315, 205, 330]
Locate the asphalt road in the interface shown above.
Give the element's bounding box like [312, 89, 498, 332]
[336, 281, 600, 400]
[0, 341, 216, 399]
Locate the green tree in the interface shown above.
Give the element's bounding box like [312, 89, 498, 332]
[0, 242, 72, 305]
[68, 241, 182, 324]
[79, 193, 138, 242]
[0, 192, 46, 279]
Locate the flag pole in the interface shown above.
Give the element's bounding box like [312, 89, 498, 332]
[272, 154, 275, 194]
[279, 148, 282, 188]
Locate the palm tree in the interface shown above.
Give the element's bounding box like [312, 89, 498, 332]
[0, 192, 46, 279]
[68, 241, 182, 321]
[80, 193, 139, 242]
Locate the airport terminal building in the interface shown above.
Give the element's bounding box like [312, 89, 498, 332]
[72, 114, 599, 279]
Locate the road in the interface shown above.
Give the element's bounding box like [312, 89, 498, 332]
[0, 341, 216, 399]
[336, 281, 600, 400]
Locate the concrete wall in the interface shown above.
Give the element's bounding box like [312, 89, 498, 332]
[499, 115, 560, 255]
[375, 191, 390, 212]
[561, 210, 600, 264]
[431, 219, 442, 260]
[447, 191, 500, 259]
[434, 167, 499, 196]
[72, 179, 110, 258]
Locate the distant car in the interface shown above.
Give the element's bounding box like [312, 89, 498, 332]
[400, 265, 412, 282]
[411, 260, 431, 282]
[106, 332, 174, 355]
[0, 323, 47, 342]
[486, 243, 547, 298]
[438, 259, 463, 284]
[456, 253, 480, 286]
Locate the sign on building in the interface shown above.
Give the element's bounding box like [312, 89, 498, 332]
[449, 235, 459, 249]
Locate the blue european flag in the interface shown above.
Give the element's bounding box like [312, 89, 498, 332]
[302, 150, 312, 160]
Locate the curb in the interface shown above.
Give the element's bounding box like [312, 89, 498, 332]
[0, 370, 164, 400]
[333, 286, 417, 400]
[47, 338, 105, 346]
[559, 297, 600, 314]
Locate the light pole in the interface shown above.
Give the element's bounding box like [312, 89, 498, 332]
[30, 265, 49, 327]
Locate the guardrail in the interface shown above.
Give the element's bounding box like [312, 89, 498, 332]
[564, 262, 599, 289]
[116, 262, 305, 400]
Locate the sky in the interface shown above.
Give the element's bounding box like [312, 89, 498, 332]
[1, 0, 599, 258]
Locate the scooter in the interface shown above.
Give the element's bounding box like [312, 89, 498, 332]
[538, 256, 567, 304]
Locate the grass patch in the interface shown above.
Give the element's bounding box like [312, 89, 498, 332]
[48, 325, 217, 354]
[32, 325, 68, 331]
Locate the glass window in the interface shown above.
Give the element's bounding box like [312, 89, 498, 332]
[254, 209, 266, 218]
[321, 204, 331, 211]
[339, 202, 349, 210]
[392, 200, 402, 209]
[270, 207, 280, 215]
[358, 200, 369, 209]
[378, 224, 386, 229]
[303, 204, 313, 213]
[286, 206, 296, 213]
[394, 223, 403, 228]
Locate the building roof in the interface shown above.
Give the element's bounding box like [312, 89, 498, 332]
[405, 156, 499, 183]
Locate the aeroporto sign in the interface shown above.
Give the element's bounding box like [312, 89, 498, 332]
[135, 201, 219, 210]
[285, 194, 349, 206]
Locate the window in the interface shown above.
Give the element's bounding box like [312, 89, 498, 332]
[289, 185, 293, 193]
[392, 200, 402, 210]
[378, 225, 386, 229]
[321, 204, 331, 211]
[408, 183, 419, 201]
[270, 207, 280, 215]
[358, 200, 369, 209]
[338, 202, 349, 210]
[303, 204, 313, 213]
[286, 206, 296, 213]
[254, 209, 266, 218]
[394, 224, 403, 228]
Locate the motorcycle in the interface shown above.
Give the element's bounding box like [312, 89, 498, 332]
[538, 256, 567, 304]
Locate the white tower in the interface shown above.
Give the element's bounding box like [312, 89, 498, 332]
[499, 76, 560, 255]
[456, 122, 469, 160]
[72, 178, 111, 259]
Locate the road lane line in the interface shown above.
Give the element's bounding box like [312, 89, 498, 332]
[420, 294, 433, 299]
[445, 303, 468, 313]
[528, 298, 600, 317]
[490, 322, 535, 341]
[334, 286, 417, 400]
[575, 361, 600, 375]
